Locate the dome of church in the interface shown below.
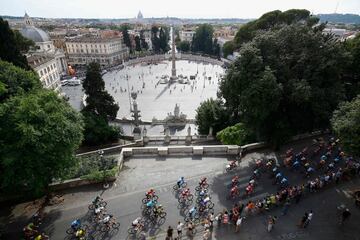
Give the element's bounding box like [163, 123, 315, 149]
[20, 26, 50, 43]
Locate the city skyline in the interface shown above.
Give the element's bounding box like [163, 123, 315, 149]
[1, 0, 360, 19]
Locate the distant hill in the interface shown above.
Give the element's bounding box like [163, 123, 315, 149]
[317, 14, 360, 24]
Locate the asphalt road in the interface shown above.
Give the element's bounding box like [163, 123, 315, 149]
[2, 142, 360, 240]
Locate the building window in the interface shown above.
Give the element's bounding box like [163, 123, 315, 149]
[48, 45, 50, 49]
[40, 70, 43, 76]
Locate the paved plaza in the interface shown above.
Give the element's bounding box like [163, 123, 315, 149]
[2, 138, 360, 240]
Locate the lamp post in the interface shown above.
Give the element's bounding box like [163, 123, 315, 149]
[98, 150, 109, 189]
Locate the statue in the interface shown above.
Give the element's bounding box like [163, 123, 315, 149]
[187, 126, 191, 136]
[143, 126, 147, 137]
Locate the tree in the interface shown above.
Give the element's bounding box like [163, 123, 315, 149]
[151, 26, 161, 53]
[140, 31, 149, 50]
[219, 23, 346, 146]
[81, 62, 120, 145]
[13, 29, 36, 53]
[121, 24, 132, 53]
[82, 62, 119, 121]
[0, 18, 31, 70]
[177, 41, 190, 52]
[331, 96, 360, 156]
[82, 111, 121, 146]
[159, 27, 170, 52]
[0, 61, 41, 102]
[216, 123, 255, 146]
[222, 41, 235, 58]
[191, 24, 214, 55]
[195, 98, 228, 135]
[134, 35, 141, 52]
[0, 90, 83, 196]
[343, 33, 360, 100]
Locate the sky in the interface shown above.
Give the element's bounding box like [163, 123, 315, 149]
[0, 0, 359, 19]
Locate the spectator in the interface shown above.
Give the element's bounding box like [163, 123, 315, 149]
[235, 216, 244, 233]
[304, 210, 313, 228]
[167, 226, 173, 239]
[176, 221, 183, 238]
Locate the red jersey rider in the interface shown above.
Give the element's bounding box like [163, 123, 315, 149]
[146, 189, 155, 199]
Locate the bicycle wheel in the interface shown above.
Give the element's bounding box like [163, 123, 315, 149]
[160, 212, 167, 218]
[178, 197, 185, 203]
[203, 183, 209, 189]
[100, 201, 107, 207]
[142, 198, 148, 204]
[112, 222, 120, 229]
[88, 203, 95, 210]
[182, 182, 188, 188]
[153, 195, 159, 201]
[127, 227, 136, 234]
[187, 195, 194, 201]
[208, 202, 215, 209]
[195, 186, 201, 191]
[101, 224, 110, 232]
[173, 184, 179, 191]
[66, 228, 74, 234]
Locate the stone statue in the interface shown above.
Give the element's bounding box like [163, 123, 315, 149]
[143, 126, 147, 137]
[187, 126, 191, 136]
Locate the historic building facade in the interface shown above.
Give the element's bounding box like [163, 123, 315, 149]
[19, 13, 66, 91]
[65, 36, 129, 66]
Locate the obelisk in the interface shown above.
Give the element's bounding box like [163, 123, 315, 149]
[170, 26, 177, 82]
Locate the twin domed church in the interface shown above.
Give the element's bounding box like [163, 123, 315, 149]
[19, 13, 67, 91]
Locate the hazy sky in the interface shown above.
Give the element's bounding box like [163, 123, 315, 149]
[1, 0, 359, 19]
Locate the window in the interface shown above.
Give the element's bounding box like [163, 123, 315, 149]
[47, 67, 50, 72]
[40, 70, 43, 76]
[50, 65, 53, 70]
[48, 45, 50, 49]
[44, 68, 47, 74]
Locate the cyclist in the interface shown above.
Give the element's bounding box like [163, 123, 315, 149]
[232, 176, 239, 185]
[101, 214, 113, 226]
[180, 188, 191, 198]
[230, 186, 239, 197]
[198, 188, 207, 198]
[75, 228, 86, 239]
[93, 195, 102, 204]
[146, 199, 156, 208]
[71, 219, 81, 231]
[189, 206, 198, 219]
[199, 177, 207, 186]
[153, 204, 164, 216]
[292, 160, 300, 170]
[131, 217, 143, 231]
[280, 177, 288, 188]
[245, 184, 254, 195]
[199, 196, 211, 209]
[253, 169, 260, 178]
[275, 172, 282, 184]
[177, 177, 185, 188]
[146, 188, 155, 199]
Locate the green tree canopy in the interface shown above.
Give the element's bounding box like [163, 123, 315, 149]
[134, 35, 141, 52]
[343, 33, 360, 100]
[191, 24, 215, 55]
[219, 24, 346, 145]
[222, 41, 235, 58]
[0, 18, 31, 70]
[195, 98, 228, 135]
[177, 41, 190, 52]
[121, 24, 132, 53]
[0, 61, 41, 102]
[82, 62, 119, 121]
[216, 123, 255, 146]
[0, 90, 83, 195]
[331, 96, 360, 156]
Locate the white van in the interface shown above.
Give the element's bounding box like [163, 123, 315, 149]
[67, 77, 81, 86]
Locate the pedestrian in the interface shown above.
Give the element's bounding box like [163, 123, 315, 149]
[203, 229, 211, 240]
[267, 215, 277, 232]
[176, 221, 183, 238]
[235, 216, 244, 233]
[186, 222, 194, 239]
[281, 200, 291, 216]
[299, 212, 308, 228]
[340, 208, 351, 225]
[167, 226, 173, 239]
[304, 210, 313, 228]
[215, 212, 222, 227]
[222, 211, 229, 225]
